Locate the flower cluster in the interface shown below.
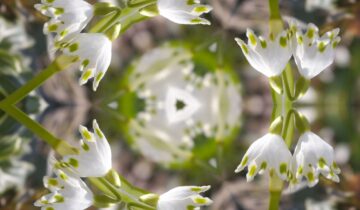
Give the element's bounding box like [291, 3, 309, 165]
[34, 120, 112, 210]
[34, 120, 213, 210]
[34, 0, 212, 91]
[235, 22, 341, 80]
[236, 129, 341, 188]
[234, 23, 342, 188]
[35, 0, 111, 91]
[34, 169, 94, 210]
[34, 0, 93, 42]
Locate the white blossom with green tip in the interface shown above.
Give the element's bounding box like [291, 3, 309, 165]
[292, 23, 341, 79]
[62, 33, 112, 91]
[235, 133, 292, 181]
[291, 131, 340, 187]
[235, 29, 292, 77]
[34, 0, 93, 41]
[157, 0, 212, 25]
[157, 185, 213, 210]
[62, 120, 112, 177]
[34, 169, 93, 210]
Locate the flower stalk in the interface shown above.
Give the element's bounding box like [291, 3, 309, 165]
[0, 55, 79, 156]
[0, 105, 78, 156]
[0, 55, 75, 107]
[267, 0, 295, 209]
[269, 189, 281, 210]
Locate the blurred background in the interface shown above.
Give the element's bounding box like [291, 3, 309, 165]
[0, 0, 360, 209]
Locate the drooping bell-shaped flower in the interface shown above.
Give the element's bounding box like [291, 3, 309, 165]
[292, 23, 340, 79]
[157, 0, 212, 25]
[34, 169, 93, 210]
[235, 29, 292, 78]
[235, 133, 292, 181]
[34, 0, 93, 41]
[62, 120, 112, 177]
[62, 33, 112, 91]
[291, 131, 340, 187]
[157, 185, 213, 210]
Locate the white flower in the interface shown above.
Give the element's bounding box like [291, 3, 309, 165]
[292, 23, 340, 79]
[235, 29, 292, 77]
[62, 33, 112, 91]
[235, 133, 292, 181]
[157, 0, 212, 25]
[158, 185, 213, 210]
[34, 0, 93, 41]
[291, 131, 341, 187]
[34, 169, 93, 210]
[62, 120, 112, 177]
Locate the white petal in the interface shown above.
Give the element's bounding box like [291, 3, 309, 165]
[236, 133, 291, 181]
[34, 0, 93, 41]
[61, 121, 112, 177]
[293, 23, 339, 79]
[158, 185, 212, 210]
[35, 170, 93, 210]
[292, 131, 340, 187]
[62, 33, 112, 91]
[158, 0, 212, 25]
[235, 29, 292, 77]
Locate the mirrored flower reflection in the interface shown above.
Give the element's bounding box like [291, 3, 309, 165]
[34, 0, 93, 41]
[291, 131, 341, 187]
[61, 120, 112, 177]
[158, 185, 213, 210]
[0, 17, 34, 52]
[292, 23, 341, 79]
[157, 0, 212, 25]
[0, 133, 34, 194]
[0, 159, 34, 193]
[235, 133, 292, 181]
[235, 29, 292, 77]
[34, 169, 93, 210]
[122, 45, 242, 164]
[62, 33, 112, 91]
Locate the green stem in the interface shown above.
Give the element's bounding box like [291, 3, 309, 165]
[282, 68, 296, 101]
[268, 167, 284, 210]
[99, 177, 123, 200]
[0, 105, 77, 155]
[89, 177, 155, 210]
[269, 190, 281, 210]
[99, 11, 123, 33]
[0, 55, 75, 107]
[90, 2, 154, 36]
[282, 110, 295, 147]
[268, 0, 281, 20]
[268, 0, 292, 209]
